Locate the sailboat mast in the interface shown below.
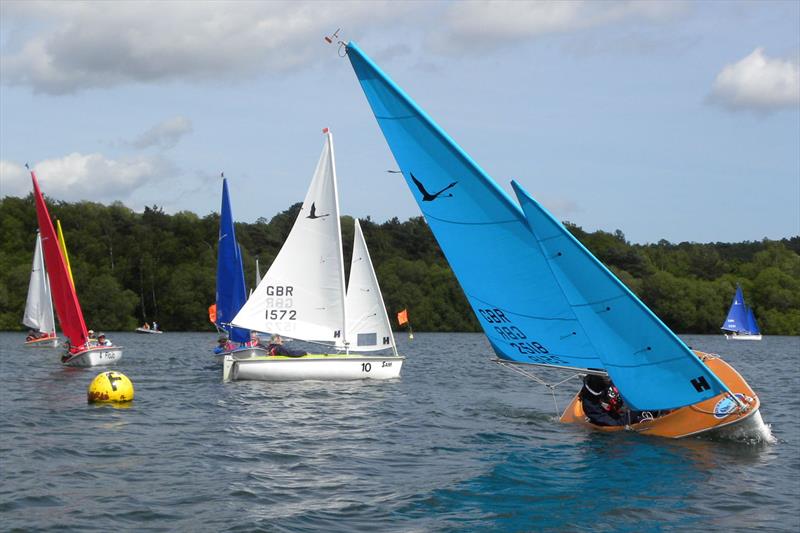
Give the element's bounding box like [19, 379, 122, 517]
[327, 129, 349, 352]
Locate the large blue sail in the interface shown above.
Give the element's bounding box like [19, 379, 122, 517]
[721, 285, 748, 333]
[216, 178, 250, 343]
[345, 41, 729, 410]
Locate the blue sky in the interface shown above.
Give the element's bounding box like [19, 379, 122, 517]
[1, 0, 798, 243]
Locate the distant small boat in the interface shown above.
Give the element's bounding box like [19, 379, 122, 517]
[30, 169, 123, 367]
[722, 285, 762, 340]
[23, 232, 59, 348]
[225, 129, 404, 381]
[136, 325, 163, 334]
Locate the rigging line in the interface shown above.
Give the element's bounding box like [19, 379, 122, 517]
[421, 212, 520, 227]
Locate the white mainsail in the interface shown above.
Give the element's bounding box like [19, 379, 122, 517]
[345, 219, 397, 354]
[23, 233, 56, 334]
[232, 130, 348, 347]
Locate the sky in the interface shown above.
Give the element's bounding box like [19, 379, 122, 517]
[1, 0, 798, 244]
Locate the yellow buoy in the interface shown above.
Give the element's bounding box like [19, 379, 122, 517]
[87, 371, 134, 403]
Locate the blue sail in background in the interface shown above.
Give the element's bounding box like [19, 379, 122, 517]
[745, 307, 760, 335]
[345, 41, 730, 410]
[721, 285, 749, 334]
[216, 178, 250, 343]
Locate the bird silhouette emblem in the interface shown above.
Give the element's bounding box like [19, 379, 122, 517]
[410, 173, 457, 201]
[306, 202, 329, 219]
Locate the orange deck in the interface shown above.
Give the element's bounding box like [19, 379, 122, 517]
[559, 352, 760, 439]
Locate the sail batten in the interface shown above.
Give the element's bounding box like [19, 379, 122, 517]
[346, 40, 731, 410]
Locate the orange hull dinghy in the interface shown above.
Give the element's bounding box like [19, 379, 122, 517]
[559, 352, 760, 439]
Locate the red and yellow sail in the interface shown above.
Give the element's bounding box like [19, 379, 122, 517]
[31, 171, 89, 348]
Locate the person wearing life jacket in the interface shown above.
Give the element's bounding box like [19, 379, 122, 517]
[265, 334, 306, 357]
[580, 374, 626, 426]
[213, 335, 236, 354]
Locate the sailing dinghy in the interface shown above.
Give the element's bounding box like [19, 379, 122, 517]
[23, 232, 59, 347]
[721, 285, 762, 340]
[224, 129, 403, 381]
[344, 41, 761, 438]
[30, 170, 123, 367]
[214, 175, 258, 357]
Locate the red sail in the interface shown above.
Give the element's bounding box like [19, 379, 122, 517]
[31, 171, 89, 348]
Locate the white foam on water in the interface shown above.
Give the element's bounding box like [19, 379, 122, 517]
[714, 410, 776, 444]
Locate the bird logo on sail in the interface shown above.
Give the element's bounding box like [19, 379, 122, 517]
[410, 173, 457, 201]
[306, 202, 330, 219]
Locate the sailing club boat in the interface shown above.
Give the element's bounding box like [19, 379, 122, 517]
[721, 285, 762, 340]
[22, 232, 59, 347]
[344, 41, 761, 438]
[214, 174, 255, 356]
[223, 128, 404, 381]
[30, 169, 123, 367]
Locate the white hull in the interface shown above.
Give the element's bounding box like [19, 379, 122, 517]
[24, 336, 59, 348]
[725, 333, 762, 341]
[223, 353, 404, 382]
[62, 346, 124, 367]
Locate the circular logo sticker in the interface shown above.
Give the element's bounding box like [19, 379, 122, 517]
[713, 393, 746, 419]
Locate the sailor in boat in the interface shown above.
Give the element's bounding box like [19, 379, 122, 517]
[87, 330, 97, 344]
[214, 335, 237, 354]
[152, 321, 159, 331]
[141, 322, 150, 330]
[264, 334, 306, 357]
[96, 333, 112, 346]
[580, 375, 648, 427]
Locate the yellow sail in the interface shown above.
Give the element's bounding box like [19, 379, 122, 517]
[55, 219, 75, 288]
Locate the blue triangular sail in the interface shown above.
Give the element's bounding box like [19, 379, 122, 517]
[745, 306, 760, 335]
[345, 41, 730, 410]
[721, 285, 748, 333]
[511, 182, 729, 409]
[216, 178, 250, 343]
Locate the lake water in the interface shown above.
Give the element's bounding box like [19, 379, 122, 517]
[1, 332, 798, 532]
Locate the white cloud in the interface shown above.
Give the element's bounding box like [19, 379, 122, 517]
[0, 0, 418, 94]
[131, 116, 193, 149]
[0, 153, 175, 202]
[709, 48, 800, 112]
[431, 0, 688, 53]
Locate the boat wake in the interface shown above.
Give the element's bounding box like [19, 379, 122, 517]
[709, 411, 776, 445]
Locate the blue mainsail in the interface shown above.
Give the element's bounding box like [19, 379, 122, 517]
[721, 285, 749, 334]
[345, 41, 730, 410]
[216, 178, 250, 343]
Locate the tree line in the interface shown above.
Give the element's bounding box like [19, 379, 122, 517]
[1, 195, 798, 335]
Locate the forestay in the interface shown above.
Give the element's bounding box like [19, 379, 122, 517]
[216, 178, 250, 343]
[233, 130, 348, 347]
[345, 219, 397, 354]
[23, 232, 56, 335]
[345, 41, 729, 410]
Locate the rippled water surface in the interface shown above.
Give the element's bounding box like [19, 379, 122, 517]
[1, 332, 798, 532]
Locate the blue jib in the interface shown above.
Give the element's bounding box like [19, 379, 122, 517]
[216, 178, 250, 343]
